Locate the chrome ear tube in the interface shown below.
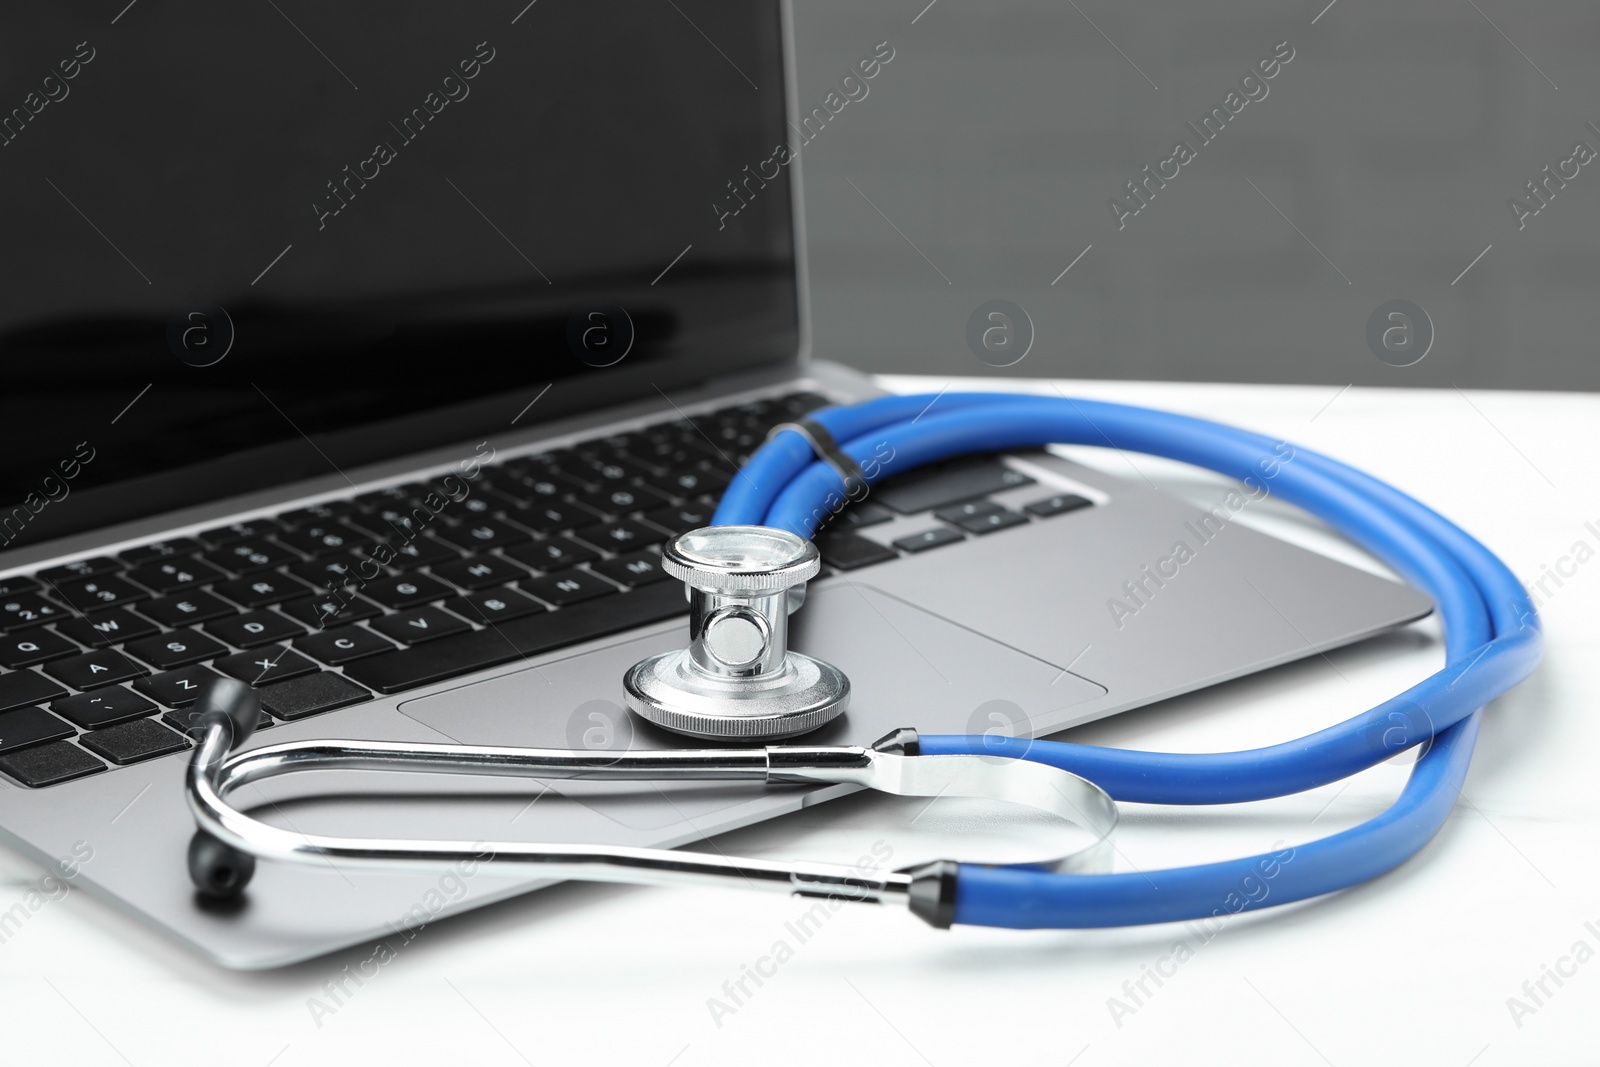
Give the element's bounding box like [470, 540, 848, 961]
[183, 682, 1118, 927]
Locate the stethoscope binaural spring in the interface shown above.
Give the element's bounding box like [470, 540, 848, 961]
[183, 677, 1117, 927]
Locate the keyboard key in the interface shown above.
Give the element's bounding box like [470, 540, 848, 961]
[0, 671, 68, 712]
[431, 556, 527, 590]
[381, 536, 460, 569]
[573, 520, 665, 553]
[57, 607, 160, 647]
[197, 518, 283, 547]
[125, 558, 227, 595]
[53, 574, 149, 612]
[0, 629, 80, 669]
[873, 457, 1035, 514]
[505, 538, 599, 572]
[434, 520, 531, 552]
[581, 455, 655, 484]
[213, 573, 313, 609]
[201, 539, 299, 575]
[576, 431, 648, 459]
[1024, 493, 1093, 518]
[80, 719, 189, 765]
[119, 538, 202, 565]
[278, 500, 356, 527]
[287, 557, 361, 587]
[512, 501, 605, 535]
[629, 437, 706, 467]
[134, 588, 232, 630]
[521, 569, 618, 607]
[645, 467, 730, 498]
[0, 575, 39, 596]
[133, 665, 223, 708]
[574, 486, 673, 517]
[206, 610, 304, 649]
[643, 504, 714, 535]
[276, 523, 368, 558]
[294, 625, 396, 665]
[933, 499, 1002, 524]
[695, 424, 761, 456]
[501, 469, 590, 501]
[371, 606, 473, 645]
[1, 592, 72, 630]
[51, 686, 157, 729]
[344, 580, 687, 694]
[954, 508, 1029, 535]
[0, 741, 105, 787]
[361, 574, 453, 609]
[836, 502, 896, 529]
[124, 629, 228, 671]
[452, 488, 526, 519]
[388, 486, 451, 511]
[893, 528, 965, 553]
[0, 706, 74, 754]
[279, 594, 381, 629]
[257, 672, 372, 721]
[347, 506, 425, 540]
[815, 533, 897, 571]
[591, 551, 671, 588]
[214, 646, 319, 685]
[125, 632, 208, 688]
[164, 707, 273, 737]
[440, 489, 495, 516]
[442, 588, 544, 625]
[37, 557, 119, 583]
[44, 649, 147, 690]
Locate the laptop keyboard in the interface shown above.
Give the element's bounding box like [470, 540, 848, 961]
[0, 389, 1094, 788]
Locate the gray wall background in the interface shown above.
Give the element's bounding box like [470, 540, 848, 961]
[787, 0, 1600, 390]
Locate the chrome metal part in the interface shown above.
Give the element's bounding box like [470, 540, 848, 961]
[185, 725, 1118, 926]
[625, 525, 850, 740]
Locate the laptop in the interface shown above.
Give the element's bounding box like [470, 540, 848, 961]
[0, 1, 1428, 968]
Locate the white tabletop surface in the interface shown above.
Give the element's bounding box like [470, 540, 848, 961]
[3, 375, 1595, 1067]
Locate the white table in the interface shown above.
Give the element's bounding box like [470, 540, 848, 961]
[3, 376, 1594, 1067]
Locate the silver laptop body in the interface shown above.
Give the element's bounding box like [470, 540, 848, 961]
[0, 1, 1427, 967]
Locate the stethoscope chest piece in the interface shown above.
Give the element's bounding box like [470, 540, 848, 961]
[624, 525, 849, 741]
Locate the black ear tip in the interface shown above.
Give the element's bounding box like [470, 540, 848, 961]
[188, 831, 255, 899]
[193, 677, 260, 750]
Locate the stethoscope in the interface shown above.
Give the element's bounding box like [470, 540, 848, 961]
[184, 392, 1541, 931]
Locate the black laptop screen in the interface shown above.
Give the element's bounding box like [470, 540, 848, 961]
[0, 1, 797, 550]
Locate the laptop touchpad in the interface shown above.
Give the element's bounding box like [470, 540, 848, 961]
[399, 583, 1105, 832]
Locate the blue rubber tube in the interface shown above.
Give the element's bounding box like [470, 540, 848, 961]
[714, 394, 1540, 929]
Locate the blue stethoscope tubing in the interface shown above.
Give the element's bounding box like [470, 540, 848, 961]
[712, 393, 1541, 930]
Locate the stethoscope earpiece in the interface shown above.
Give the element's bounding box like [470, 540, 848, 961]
[183, 676, 263, 900]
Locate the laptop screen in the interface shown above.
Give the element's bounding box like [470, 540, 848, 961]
[0, 1, 797, 552]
